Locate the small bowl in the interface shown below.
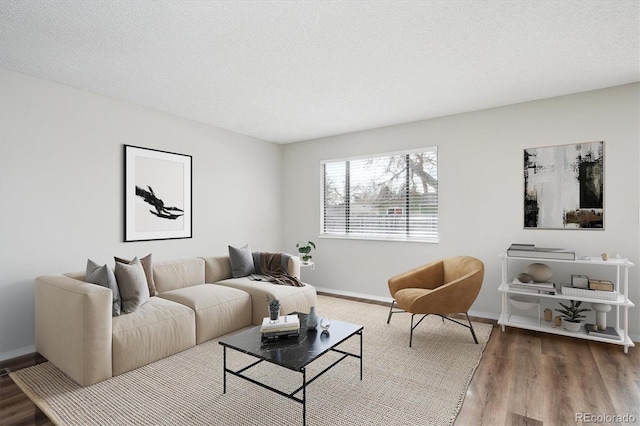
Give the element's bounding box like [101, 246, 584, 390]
[509, 295, 540, 310]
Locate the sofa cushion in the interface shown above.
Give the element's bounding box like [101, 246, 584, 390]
[228, 244, 255, 277]
[112, 297, 196, 376]
[86, 259, 121, 316]
[153, 258, 205, 293]
[115, 257, 150, 313]
[158, 284, 252, 344]
[115, 253, 157, 296]
[215, 277, 317, 325]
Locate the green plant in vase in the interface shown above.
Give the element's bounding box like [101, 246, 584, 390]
[267, 295, 280, 322]
[555, 300, 590, 332]
[296, 240, 316, 264]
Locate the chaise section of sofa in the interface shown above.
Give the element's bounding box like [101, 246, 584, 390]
[200, 255, 318, 325]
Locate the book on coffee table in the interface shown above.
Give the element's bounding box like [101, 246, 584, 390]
[260, 314, 300, 333]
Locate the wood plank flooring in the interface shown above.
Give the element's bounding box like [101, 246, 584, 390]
[1, 306, 638, 425]
[456, 323, 639, 426]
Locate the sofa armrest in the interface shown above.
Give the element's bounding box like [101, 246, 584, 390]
[288, 255, 301, 280]
[35, 275, 113, 386]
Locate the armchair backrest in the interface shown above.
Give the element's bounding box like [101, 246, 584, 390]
[443, 256, 484, 283]
[441, 256, 484, 311]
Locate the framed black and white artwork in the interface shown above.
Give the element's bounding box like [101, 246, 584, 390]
[524, 141, 604, 230]
[124, 145, 192, 242]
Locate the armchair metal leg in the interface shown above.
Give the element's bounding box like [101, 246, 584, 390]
[436, 313, 479, 344]
[409, 314, 429, 347]
[466, 313, 478, 344]
[387, 300, 407, 324]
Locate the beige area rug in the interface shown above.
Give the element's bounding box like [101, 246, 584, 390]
[11, 295, 492, 426]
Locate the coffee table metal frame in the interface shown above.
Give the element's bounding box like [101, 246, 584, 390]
[219, 313, 363, 425]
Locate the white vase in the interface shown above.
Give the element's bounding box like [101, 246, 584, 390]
[306, 306, 318, 329]
[562, 318, 582, 332]
[591, 303, 611, 329]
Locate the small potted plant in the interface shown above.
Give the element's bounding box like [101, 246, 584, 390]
[296, 240, 316, 264]
[555, 300, 590, 332]
[267, 295, 280, 322]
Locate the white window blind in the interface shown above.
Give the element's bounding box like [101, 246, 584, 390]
[321, 147, 438, 242]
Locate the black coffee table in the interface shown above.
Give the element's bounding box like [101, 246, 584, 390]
[219, 312, 363, 425]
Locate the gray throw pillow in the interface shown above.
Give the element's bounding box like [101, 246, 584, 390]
[114, 253, 156, 296]
[86, 259, 121, 316]
[228, 244, 255, 278]
[115, 257, 150, 314]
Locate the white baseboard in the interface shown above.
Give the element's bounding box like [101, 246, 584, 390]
[316, 287, 499, 322]
[0, 345, 36, 362]
[315, 286, 394, 304]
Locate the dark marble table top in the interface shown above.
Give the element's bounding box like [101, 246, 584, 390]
[219, 312, 363, 371]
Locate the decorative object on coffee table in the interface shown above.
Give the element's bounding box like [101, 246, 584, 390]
[124, 145, 192, 242]
[267, 296, 280, 322]
[320, 317, 331, 334]
[306, 306, 318, 330]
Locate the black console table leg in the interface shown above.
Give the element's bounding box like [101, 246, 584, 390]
[223, 346, 227, 394]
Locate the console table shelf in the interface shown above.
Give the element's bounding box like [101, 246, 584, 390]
[498, 253, 636, 353]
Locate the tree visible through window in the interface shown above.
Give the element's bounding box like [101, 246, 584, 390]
[322, 147, 438, 242]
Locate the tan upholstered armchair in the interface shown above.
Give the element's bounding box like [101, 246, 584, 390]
[387, 256, 484, 346]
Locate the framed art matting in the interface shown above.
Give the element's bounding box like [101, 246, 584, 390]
[524, 141, 604, 230]
[124, 145, 192, 242]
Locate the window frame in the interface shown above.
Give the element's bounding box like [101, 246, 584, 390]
[320, 147, 439, 243]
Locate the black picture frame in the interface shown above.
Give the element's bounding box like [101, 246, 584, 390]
[124, 145, 192, 242]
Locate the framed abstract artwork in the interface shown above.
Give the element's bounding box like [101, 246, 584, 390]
[124, 145, 192, 242]
[524, 141, 604, 230]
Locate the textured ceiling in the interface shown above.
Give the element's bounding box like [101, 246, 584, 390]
[1, 1, 639, 143]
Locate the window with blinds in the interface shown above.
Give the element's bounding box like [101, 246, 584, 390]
[321, 147, 438, 242]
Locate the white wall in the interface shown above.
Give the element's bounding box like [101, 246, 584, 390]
[2, 71, 638, 360]
[0, 69, 285, 359]
[282, 83, 640, 339]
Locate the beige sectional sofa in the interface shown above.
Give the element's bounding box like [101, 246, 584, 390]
[35, 255, 317, 386]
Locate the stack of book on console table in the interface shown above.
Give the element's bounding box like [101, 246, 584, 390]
[507, 243, 576, 260]
[510, 278, 557, 294]
[585, 324, 621, 340]
[260, 314, 300, 342]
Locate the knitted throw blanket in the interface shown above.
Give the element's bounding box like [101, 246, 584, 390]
[252, 252, 303, 287]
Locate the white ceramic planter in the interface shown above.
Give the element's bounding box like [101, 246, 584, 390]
[562, 319, 582, 332]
